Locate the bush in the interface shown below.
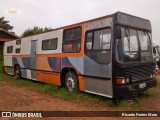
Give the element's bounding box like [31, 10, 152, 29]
[0, 54, 3, 61]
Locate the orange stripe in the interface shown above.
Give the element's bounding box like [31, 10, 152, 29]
[36, 71, 61, 86]
[4, 67, 8, 73]
[36, 57, 52, 71]
[78, 76, 85, 91]
[63, 23, 83, 30]
[36, 53, 82, 57]
[13, 55, 31, 58]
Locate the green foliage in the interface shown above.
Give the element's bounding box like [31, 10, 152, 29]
[0, 17, 13, 31]
[57, 88, 77, 100]
[0, 55, 3, 61]
[0, 61, 3, 74]
[21, 26, 52, 37]
[39, 84, 59, 94]
[0, 61, 9, 81]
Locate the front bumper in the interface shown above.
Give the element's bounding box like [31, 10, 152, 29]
[114, 78, 157, 99]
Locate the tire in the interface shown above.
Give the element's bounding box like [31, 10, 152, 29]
[65, 71, 79, 92]
[14, 65, 21, 79]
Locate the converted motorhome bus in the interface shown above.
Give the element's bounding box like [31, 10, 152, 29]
[3, 12, 157, 99]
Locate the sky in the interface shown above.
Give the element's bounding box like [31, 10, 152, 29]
[0, 0, 160, 44]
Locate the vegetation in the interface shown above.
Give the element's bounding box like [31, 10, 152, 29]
[0, 60, 160, 110]
[0, 54, 3, 61]
[21, 26, 52, 37]
[0, 17, 13, 31]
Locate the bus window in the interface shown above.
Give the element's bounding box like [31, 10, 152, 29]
[7, 46, 13, 53]
[117, 27, 153, 63]
[15, 48, 20, 53]
[124, 29, 139, 62]
[117, 28, 139, 63]
[63, 27, 82, 53]
[93, 29, 111, 50]
[101, 29, 111, 50]
[138, 31, 152, 62]
[86, 32, 93, 50]
[85, 28, 111, 64]
[42, 38, 58, 50]
[16, 39, 21, 45]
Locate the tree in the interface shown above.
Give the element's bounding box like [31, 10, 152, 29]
[0, 17, 13, 31]
[21, 26, 52, 37]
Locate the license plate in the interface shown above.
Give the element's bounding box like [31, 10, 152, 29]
[139, 83, 146, 89]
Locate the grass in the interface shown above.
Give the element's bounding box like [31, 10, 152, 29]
[0, 61, 9, 80]
[0, 60, 160, 110]
[142, 73, 160, 98]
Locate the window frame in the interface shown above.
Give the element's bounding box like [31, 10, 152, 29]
[42, 38, 58, 51]
[138, 31, 150, 51]
[116, 26, 153, 64]
[7, 46, 13, 54]
[85, 27, 112, 51]
[122, 28, 139, 53]
[85, 27, 112, 64]
[62, 26, 82, 53]
[15, 48, 21, 53]
[16, 39, 21, 45]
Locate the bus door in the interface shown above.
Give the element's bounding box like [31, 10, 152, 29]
[83, 28, 113, 97]
[30, 40, 37, 80]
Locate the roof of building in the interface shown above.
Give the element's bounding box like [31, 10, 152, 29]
[0, 28, 19, 42]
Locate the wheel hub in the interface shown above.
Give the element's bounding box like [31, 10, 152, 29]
[66, 77, 75, 91]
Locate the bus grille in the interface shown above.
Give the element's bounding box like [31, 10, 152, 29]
[125, 66, 155, 83]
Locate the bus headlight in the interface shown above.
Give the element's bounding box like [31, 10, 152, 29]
[125, 77, 130, 83]
[116, 77, 130, 85]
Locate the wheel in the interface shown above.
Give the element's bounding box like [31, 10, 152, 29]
[14, 65, 21, 79]
[65, 71, 79, 92]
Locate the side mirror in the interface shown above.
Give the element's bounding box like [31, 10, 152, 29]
[115, 26, 121, 39]
[153, 47, 156, 54]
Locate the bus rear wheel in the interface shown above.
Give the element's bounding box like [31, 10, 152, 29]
[14, 65, 21, 79]
[65, 71, 79, 92]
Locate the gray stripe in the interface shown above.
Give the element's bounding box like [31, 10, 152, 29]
[68, 57, 84, 74]
[17, 58, 24, 68]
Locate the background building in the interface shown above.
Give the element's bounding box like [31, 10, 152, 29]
[0, 28, 19, 54]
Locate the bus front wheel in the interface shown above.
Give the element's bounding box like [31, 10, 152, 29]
[65, 71, 79, 92]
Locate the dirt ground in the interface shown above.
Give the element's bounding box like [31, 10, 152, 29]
[0, 80, 160, 120]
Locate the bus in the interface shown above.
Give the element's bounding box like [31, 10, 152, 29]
[3, 12, 157, 99]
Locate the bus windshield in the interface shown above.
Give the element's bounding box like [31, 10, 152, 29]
[116, 27, 153, 63]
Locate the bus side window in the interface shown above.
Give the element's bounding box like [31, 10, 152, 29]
[63, 27, 82, 53]
[86, 32, 93, 50]
[85, 28, 111, 64]
[7, 46, 13, 53]
[15, 48, 20, 53]
[16, 39, 21, 45]
[42, 38, 58, 50]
